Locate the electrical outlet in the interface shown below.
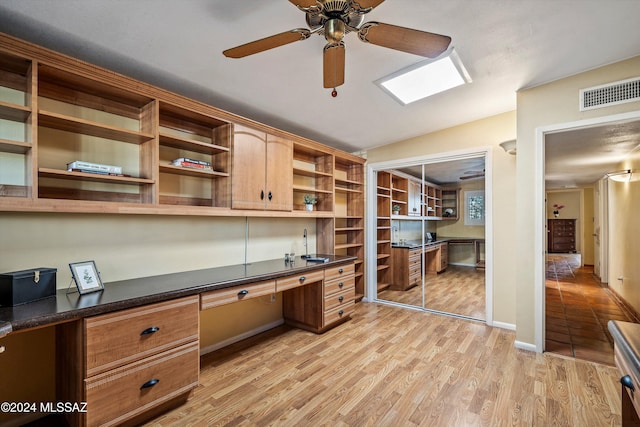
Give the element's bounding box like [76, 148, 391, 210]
[270, 293, 276, 303]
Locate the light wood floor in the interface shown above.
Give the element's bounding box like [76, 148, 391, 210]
[145, 303, 622, 426]
[378, 265, 485, 319]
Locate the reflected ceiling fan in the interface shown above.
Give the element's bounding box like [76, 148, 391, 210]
[460, 169, 485, 181]
[223, 0, 452, 95]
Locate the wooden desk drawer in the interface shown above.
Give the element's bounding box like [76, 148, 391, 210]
[325, 275, 355, 296]
[201, 279, 275, 310]
[324, 287, 355, 311]
[85, 296, 199, 377]
[85, 341, 199, 427]
[323, 303, 354, 326]
[276, 270, 324, 292]
[324, 263, 355, 282]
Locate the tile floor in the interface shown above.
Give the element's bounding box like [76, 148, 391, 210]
[545, 254, 638, 365]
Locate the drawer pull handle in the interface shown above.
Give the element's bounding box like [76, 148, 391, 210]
[141, 326, 160, 336]
[338, 282, 344, 288]
[621, 375, 635, 391]
[299, 276, 306, 282]
[338, 296, 344, 302]
[238, 290, 249, 296]
[338, 268, 344, 274]
[338, 310, 344, 316]
[140, 379, 160, 390]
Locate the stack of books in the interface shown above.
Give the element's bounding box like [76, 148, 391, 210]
[171, 158, 212, 170]
[67, 161, 123, 176]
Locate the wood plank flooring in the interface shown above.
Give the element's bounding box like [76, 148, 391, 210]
[378, 265, 485, 319]
[545, 255, 638, 365]
[145, 303, 622, 426]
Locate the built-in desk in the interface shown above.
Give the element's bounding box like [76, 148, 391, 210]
[609, 320, 640, 426]
[443, 237, 485, 269]
[0, 255, 355, 427]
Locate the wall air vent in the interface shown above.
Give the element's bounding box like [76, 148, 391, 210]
[580, 77, 640, 111]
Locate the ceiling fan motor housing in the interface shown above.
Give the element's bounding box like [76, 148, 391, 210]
[306, 0, 365, 38]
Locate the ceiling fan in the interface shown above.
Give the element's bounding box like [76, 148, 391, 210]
[222, 0, 452, 94]
[460, 169, 485, 181]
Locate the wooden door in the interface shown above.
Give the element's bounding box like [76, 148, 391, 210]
[265, 134, 293, 211]
[232, 125, 267, 210]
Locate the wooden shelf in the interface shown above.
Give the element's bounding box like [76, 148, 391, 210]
[159, 132, 229, 155]
[335, 177, 362, 186]
[39, 110, 154, 144]
[335, 227, 364, 232]
[0, 101, 30, 121]
[159, 164, 229, 178]
[293, 185, 333, 194]
[335, 243, 362, 250]
[0, 139, 30, 154]
[38, 168, 154, 185]
[293, 167, 332, 178]
[335, 187, 363, 194]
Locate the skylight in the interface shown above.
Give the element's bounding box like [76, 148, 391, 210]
[376, 50, 471, 105]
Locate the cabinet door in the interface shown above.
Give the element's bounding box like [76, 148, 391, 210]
[232, 125, 267, 210]
[408, 180, 421, 216]
[265, 134, 293, 211]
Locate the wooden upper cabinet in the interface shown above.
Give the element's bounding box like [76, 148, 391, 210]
[266, 133, 293, 211]
[231, 124, 292, 211]
[407, 180, 421, 216]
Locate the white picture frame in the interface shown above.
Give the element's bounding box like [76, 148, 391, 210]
[69, 260, 104, 294]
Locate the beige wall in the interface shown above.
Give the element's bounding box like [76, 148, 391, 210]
[367, 111, 517, 326]
[608, 150, 640, 312]
[516, 55, 640, 345]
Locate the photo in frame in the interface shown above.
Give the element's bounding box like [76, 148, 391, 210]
[69, 260, 104, 294]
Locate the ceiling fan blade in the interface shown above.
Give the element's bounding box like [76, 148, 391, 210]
[460, 174, 484, 180]
[358, 22, 451, 58]
[223, 29, 311, 58]
[352, 0, 385, 11]
[288, 0, 318, 8]
[323, 43, 345, 88]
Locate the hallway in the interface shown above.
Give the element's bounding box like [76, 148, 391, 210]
[545, 254, 638, 365]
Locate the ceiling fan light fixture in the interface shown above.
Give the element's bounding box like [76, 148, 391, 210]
[375, 49, 470, 105]
[606, 169, 635, 182]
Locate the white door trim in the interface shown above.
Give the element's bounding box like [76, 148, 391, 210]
[534, 110, 640, 353]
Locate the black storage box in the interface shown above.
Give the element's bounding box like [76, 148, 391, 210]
[0, 268, 57, 306]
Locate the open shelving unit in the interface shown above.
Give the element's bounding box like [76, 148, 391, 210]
[0, 50, 34, 198]
[292, 143, 334, 214]
[158, 102, 231, 207]
[333, 157, 364, 300]
[376, 170, 392, 292]
[36, 64, 157, 204]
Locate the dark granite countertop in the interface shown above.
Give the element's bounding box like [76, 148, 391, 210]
[0, 254, 355, 334]
[609, 320, 640, 377]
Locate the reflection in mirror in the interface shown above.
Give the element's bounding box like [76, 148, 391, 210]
[374, 157, 486, 320]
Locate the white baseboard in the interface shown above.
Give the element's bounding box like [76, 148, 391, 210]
[514, 340, 538, 352]
[492, 321, 515, 331]
[199, 319, 285, 356]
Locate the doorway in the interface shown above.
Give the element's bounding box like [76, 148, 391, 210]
[535, 110, 640, 355]
[365, 148, 493, 324]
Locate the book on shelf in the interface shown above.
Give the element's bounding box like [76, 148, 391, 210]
[172, 157, 211, 166]
[170, 160, 213, 170]
[67, 160, 122, 175]
[68, 168, 129, 177]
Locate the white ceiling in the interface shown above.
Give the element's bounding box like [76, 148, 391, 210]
[1, 0, 639, 186]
